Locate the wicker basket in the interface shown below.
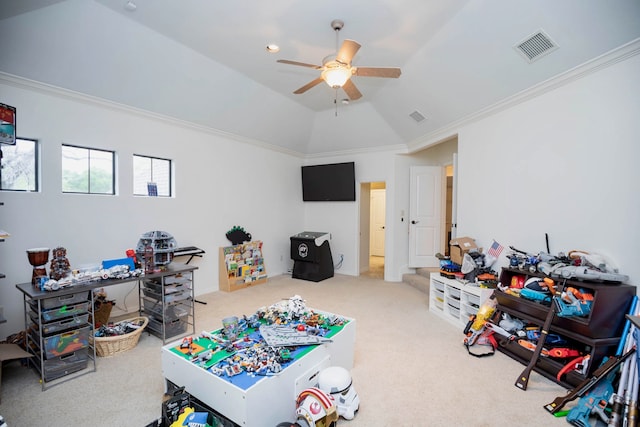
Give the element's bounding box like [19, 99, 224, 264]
[91, 316, 148, 357]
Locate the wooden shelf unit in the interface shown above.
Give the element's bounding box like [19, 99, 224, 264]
[218, 241, 267, 292]
[494, 267, 636, 388]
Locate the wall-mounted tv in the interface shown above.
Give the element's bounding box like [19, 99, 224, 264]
[301, 161, 356, 202]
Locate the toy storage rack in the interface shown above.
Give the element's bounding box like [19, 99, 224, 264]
[18, 285, 96, 391]
[493, 267, 636, 388]
[16, 263, 198, 390]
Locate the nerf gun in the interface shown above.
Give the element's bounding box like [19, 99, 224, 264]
[520, 288, 551, 304]
[544, 347, 636, 414]
[555, 287, 593, 318]
[566, 368, 615, 427]
[463, 293, 498, 356]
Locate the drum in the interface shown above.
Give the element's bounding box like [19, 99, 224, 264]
[26, 248, 50, 286]
[27, 248, 50, 267]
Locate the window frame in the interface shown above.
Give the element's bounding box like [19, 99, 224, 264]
[0, 137, 40, 192]
[133, 153, 173, 197]
[61, 144, 116, 195]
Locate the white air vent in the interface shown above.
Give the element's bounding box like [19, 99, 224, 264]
[514, 30, 558, 63]
[409, 110, 426, 123]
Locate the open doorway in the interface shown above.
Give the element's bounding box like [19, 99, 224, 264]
[445, 164, 454, 256]
[359, 182, 385, 279]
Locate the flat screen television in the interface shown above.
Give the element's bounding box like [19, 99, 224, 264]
[301, 162, 356, 202]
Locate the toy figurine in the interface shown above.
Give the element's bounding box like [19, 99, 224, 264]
[49, 246, 71, 281]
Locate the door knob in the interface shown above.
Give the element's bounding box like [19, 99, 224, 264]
[411, 220, 419, 224]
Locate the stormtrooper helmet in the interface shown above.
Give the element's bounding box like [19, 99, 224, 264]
[295, 387, 338, 427]
[317, 366, 360, 420]
[288, 295, 307, 319]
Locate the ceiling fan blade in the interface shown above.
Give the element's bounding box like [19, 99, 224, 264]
[336, 39, 361, 65]
[354, 67, 402, 78]
[277, 59, 322, 69]
[342, 79, 362, 100]
[293, 77, 325, 94]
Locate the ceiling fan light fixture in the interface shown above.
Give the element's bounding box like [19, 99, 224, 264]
[322, 67, 351, 88]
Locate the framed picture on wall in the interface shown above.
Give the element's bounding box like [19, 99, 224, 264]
[0, 103, 16, 145]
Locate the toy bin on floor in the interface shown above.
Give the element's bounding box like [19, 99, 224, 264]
[91, 316, 148, 357]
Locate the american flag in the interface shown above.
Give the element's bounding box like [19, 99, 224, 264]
[487, 240, 504, 258]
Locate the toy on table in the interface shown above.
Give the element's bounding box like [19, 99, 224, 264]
[49, 246, 72, 281]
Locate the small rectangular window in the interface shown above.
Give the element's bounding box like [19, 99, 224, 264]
[133, 154, 172, 197]
[62, 145, 115, 194]
[0, 137, 39, 192]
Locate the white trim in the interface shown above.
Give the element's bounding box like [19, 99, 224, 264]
[0, 71, 304, 159]
[304, 143, 408, 159]
[3, 37, 639, 159]
[407, 37, 640, 153]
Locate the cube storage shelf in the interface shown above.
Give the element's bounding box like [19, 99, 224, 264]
[494, 267, 636, 388]
[139, 269, 195, 343]
[429, 272, 494, 329]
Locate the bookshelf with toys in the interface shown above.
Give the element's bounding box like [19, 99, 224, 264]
[218, 240, 267, 292]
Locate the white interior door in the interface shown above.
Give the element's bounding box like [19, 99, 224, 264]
[370, 189, 386, 256]
[409, 166, 443, 267]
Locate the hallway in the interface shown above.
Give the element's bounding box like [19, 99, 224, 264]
[360, 256, 384, 280]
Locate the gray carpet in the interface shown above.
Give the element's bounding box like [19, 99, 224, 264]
[0, 273, 569, 426]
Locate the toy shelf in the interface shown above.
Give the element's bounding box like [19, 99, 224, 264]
[494, 267, 636, 388]
[429, 272, 493, 329]
[218, 241, 267, 292]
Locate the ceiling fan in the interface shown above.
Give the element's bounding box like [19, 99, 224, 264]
[277, 19, 401, 100]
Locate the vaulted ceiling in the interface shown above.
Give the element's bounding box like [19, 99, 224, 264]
[1, 0, 639, 156]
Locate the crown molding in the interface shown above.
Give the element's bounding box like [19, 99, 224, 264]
[304, 143, 408, 160]
[407, 37, 640, 153]
[3, 37, 638, 159]
[0, 71, 305, 159]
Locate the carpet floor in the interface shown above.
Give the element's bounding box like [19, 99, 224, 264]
[0, 273, 569, 427]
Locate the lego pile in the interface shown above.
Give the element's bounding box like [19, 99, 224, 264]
[178, 295, 347, 378]
[94, 318, 146, 337]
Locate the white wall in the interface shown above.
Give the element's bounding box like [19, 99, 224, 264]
[456, 53, 640, 285]
[301, 150, 400, 279]
[1, 43, 638, 339]
[0, 79, 305, 335]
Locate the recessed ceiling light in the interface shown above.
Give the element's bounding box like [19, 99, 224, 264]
[266, 44, 280, 53]
[124, 1, 137, 12]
